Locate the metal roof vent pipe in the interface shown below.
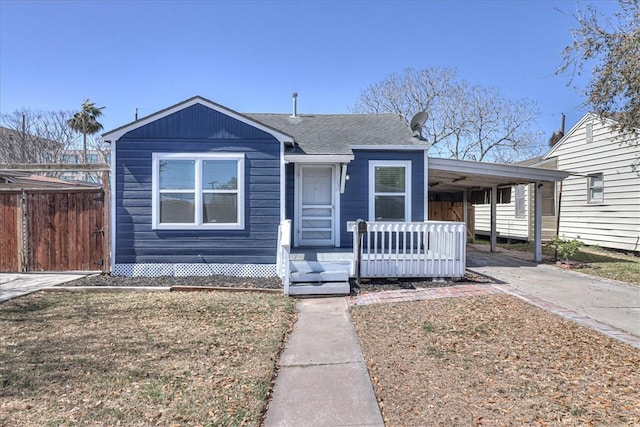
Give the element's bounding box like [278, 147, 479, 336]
[291, 92, 298, 117]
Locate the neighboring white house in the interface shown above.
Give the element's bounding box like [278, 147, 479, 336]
[475, 112, 640, 252]
[474, 157, 559, 243]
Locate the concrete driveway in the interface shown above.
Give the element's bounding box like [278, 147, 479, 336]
[0, 272, 90, 303]
[467, 249, 640, 338]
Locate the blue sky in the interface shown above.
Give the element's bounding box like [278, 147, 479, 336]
[0, 0, 621, 140]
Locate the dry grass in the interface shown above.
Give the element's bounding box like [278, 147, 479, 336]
[0, 291, 295, 427]
[351, 294, 640, 426]
[570, 247, 640, 285]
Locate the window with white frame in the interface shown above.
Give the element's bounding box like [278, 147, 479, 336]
[152, 153, 244, 229]
[369, 160, 411, 221]
[587, 173, 603, 203]
[585, 122, 594, 143]
[539, 182, 556, 216]
[514, 184, 526, 218]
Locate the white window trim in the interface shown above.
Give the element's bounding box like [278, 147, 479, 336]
[368, 160, 412, 222]
[514, 184, 526, 219]
[585, 122, 594, 143]
[152, 152, 245, 230]
[587, 173, 603, 204]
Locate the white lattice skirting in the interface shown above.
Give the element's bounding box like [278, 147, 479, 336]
[113, 263, 277, 277]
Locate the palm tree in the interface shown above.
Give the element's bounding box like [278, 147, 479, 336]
[67, 99, 104, 163]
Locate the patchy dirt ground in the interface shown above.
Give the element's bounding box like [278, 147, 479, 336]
[66, 273, 487, 293]
[351, 294, 640, 426]
[66, 274, 284, 288]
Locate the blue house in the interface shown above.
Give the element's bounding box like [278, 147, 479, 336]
[102, 96, 429, 288]
[104, 95, 567, 295]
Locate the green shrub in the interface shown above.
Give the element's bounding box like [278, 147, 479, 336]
[550, 235, 584, 261]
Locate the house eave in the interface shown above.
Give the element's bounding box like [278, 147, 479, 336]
[284, 154, 355, 163]
[428, 157, 571, 192]
[351, 144, 430, 151]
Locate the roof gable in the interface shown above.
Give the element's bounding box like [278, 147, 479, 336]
[542, 112, 620, 160]
[103, 96, 293, 144]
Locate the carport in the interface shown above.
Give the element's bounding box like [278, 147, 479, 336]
[427, 157, 570, 262]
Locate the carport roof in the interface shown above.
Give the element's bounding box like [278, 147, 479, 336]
[428, 157, 570, 192]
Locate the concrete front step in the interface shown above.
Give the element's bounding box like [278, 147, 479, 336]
[290, 270, 349, 283]
[289, 267, 351, 296]
[288, 281, 351, 296]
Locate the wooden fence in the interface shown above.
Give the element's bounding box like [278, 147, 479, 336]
[0, 189, 106, 272]
[0, 163, 110, 273]
[429, 201, 475, 240]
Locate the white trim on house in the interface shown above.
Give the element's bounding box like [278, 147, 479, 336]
[351, 144, 430, 151]
[110, 140, 117, 274]
[424, 151, 429, 221]
[429, 157, 570, 184]
[368, 160, 412, 222]
[280, 140, 286, 221]
[151, 152, 245, 230]
[294, 163, 341, 247]
[285, 154, 354, 163]
[102, 96, 294, 144]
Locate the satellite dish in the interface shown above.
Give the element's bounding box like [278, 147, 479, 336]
[410, 111, 428, 133]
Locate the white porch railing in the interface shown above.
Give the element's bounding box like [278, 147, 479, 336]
[276, 219, 292, 295]
[348, 221, 467, 278]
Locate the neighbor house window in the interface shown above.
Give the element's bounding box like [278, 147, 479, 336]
[587, 173, 603, 203]
[585, 122, 593, 143]
[515, 185, 526, 218]
[369, 160, 411, 221]
[539, 182, 556, 216]
[152, 153, 244, 229]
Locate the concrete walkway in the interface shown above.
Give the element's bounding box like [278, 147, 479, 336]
[263, 297, 384, 427]
[0, 272, 90, 303]
[467, 249, 640, 341]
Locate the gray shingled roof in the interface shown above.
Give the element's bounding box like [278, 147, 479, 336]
[245, 113, 421, 155]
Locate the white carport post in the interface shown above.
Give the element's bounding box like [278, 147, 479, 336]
[490, 186, 497, 253]
[533, 182, 543, 263]
[462, 190, 468, 234]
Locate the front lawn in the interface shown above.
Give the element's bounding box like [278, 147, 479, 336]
[352, 294, 640, 426]
[0, 291, 295, 426]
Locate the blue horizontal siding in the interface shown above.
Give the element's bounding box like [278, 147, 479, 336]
[114, 103, 282, 267]
[339, 149, 425, 247]
[124, 103, 275, 141]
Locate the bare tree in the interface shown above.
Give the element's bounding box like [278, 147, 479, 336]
[0, 110, 76, 163]
[558, 0, 639, 134]
[352, 67, 546, 162]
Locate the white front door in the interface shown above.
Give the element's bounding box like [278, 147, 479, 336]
[296, 165, 337, 246]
